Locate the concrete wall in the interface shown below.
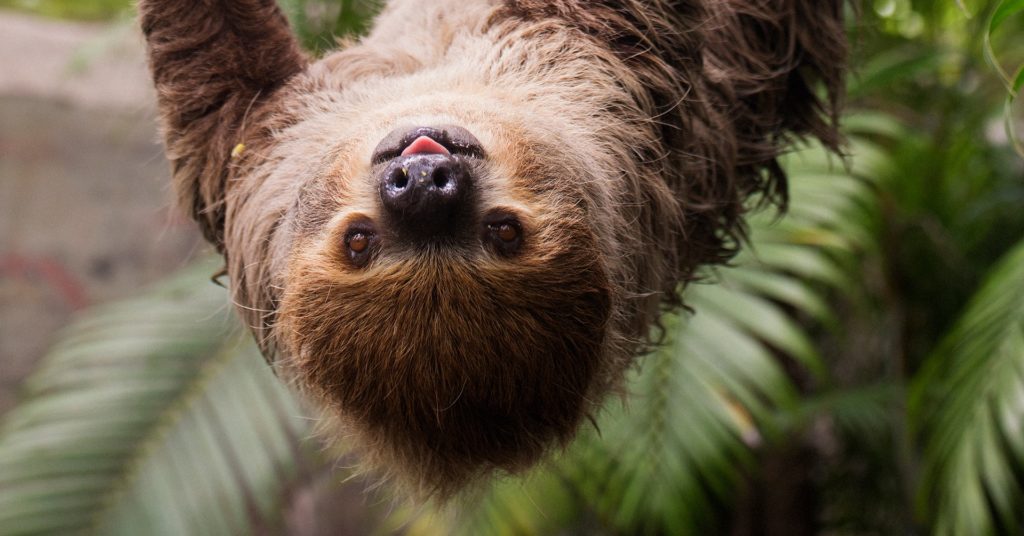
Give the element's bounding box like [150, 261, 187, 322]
[0, 12, 204, 414]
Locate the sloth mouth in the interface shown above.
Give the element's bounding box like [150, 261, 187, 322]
[371, 125, 485, 165]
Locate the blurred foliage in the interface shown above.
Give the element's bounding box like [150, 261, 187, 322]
[911, 240, 1024, 536]
[0, 0, 131, 21]
[278, 0, 381, 53]
[0, 260, 314, 535]
[0, 0, 1023, 535]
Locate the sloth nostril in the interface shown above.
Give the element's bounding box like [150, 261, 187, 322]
[390, 167, 409, 190]
[432, 167, 450, 189]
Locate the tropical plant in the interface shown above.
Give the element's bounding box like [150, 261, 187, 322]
[0, 260, 315, 535]
[911, 240, 1024, 536]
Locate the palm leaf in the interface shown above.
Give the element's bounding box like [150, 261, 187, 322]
[911, 239, 1024, 536]
[0, 259, 313, 536]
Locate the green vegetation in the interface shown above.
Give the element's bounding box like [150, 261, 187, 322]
[0, 0, 132, 21]
[0, 0, 1022, 534]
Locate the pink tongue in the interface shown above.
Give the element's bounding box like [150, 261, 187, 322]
[401, 135, 450, 156]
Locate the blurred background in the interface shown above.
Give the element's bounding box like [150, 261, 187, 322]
[0, 0, 1022, 534]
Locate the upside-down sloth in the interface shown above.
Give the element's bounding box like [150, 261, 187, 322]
[140, 0, 846, 498]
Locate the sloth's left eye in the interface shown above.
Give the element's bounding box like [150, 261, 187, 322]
[483, 217, 523, 256]
[348, 233, 370, 253]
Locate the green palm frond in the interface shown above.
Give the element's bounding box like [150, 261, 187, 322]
[0, 259, 312, 536]
[407, 128, 890, 535]
[911, 239, 1024, 536]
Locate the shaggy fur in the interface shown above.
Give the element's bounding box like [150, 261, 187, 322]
[140, 0, 846, 498]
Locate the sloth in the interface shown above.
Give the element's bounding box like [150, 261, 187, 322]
[140, 0, 846, 498]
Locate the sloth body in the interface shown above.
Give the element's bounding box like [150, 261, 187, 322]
[141, 0, 845, 497]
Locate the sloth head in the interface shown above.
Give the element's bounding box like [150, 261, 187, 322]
[203, 44, 641, 495]
[275, 117, 615, 495]
[141, 0, 846, 498]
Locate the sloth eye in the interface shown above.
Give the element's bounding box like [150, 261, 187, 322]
[484, 218, 523, 256]
[344, 229, 376, 267]
[495, 223, 518, 243]
[348, 233, 370, 253]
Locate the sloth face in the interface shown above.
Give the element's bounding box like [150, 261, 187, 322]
[270, 94, 614, 494]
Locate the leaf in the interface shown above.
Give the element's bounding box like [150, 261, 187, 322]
[848, 45, 947, 98]
[990, 0, 1024, 33]
[782, 384, 897, 441]
[983, 0, 1024, 155]
[687, 283, 823, 375]
[911, 239, 1024, 536]
[0, 258, 312, 536]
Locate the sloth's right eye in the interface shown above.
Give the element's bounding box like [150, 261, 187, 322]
[343, 226, 377, 268]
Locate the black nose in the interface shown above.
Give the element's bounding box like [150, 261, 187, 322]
[374, 126, 483, 240]
[378, 153, 473, 238]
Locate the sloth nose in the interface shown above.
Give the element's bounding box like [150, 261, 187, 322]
[374, 126, 482, 239]
[378, 148, 473, 238]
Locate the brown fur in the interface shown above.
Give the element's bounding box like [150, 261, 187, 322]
[141, 0, 847, 498]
